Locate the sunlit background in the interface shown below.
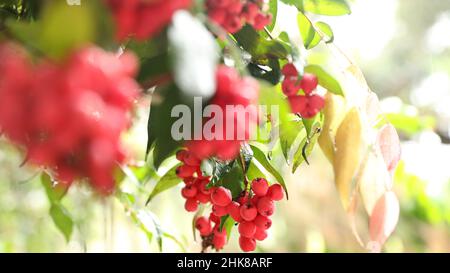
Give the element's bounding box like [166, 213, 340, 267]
[1, 0, 450, 253]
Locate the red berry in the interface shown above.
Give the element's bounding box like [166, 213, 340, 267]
[212, 204, 228, 217]
[198, 180, 213, 195]
[196, 192, 210, 204]
[239, 236, 256, 252]
[254, 215, 272, 230]
[268, 184, 284, 201]
[251, 178, 269, 197]
[288, 95, 307, 114]
[195, 217, 212, 236]
[214, 225, 227, 237]
[300, 73, 319, 95]
[176, 165, 196, 178]
[213, 234, 227, 250]
[238, 221, 256, 238]
[184, 153, 201, 166]
[227, 201, 243, 222]
[181, 184, 197, 199]
[106, 0, 192, 41]
[183, 177, 195, 185]
[211, 186, 232, 207]
[240, 203, 258, 221]
[209, 212, 221, 224]
[257, 197, 275, 217]
[176, 150, 187, 161]
[184, 198, 198, 212]
[254, 227, 268, 241]
[281, 63, 298, 77]
[251, 195, 260, 207]
[282, 79, 301, 97]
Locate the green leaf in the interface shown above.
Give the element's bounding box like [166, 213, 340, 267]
[386, 113, 435, 137]
[146, 164, 182, 204]
[303, 0, 351, 16]
[233, 25, 288, 63]
[50, 204, 74, 242]
[220, 162, 246, 199]
[267, 0, 278, 32]
[250, 145, 289, 199]
[248, 57, 281, 85]
[210, 160, 234, 185]
[8, 1, 95, 59]
[292, 114, 324, 172]
[297, 12, 321, 49]
[315, 21, 334, 43]
[41, 173, 67, 203]
[259, 83, 298, 147]
[281, 0, 350, 16]
[246, 161, 266, 181]
[280, 119, 305, 164]
[239, 143, 254, 174]
[146, 85, 184, 168]
[219, 215, 236, 241]
[304, 65, 343, 96]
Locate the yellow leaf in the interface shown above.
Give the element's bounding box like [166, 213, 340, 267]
[333, 108, 363, 210]
[318, 92, 347, 163]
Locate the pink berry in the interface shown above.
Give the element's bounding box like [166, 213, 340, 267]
[211, 186, 232, 207]
[300, 73, 319, 94]
[181, 184, 197, 199]
[254, 227, 268, 241]
[257, 197, 275, 217]
[195, 217, 212, 236]
[254, 215, 272, 230]
[267, 184, 284, 201]
[212, 204, 228, 217]
[239, 236, 256, 252]
[238, 221, 256, 238]
[196, 192, 210, 204]
[209, 212, 221, 224]
[251, 178, 269, 197]
[184, 198, 198, 212]
[240, 203, 258, 221]
[227, 201, 243, 222]
[213, 234, 227, 250]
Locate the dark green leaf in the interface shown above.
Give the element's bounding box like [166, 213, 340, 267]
[220, 162, 245, 199]
[233, 25, 288, 63]
[146, 85, 184, 168]
[304, 65, 343, 96]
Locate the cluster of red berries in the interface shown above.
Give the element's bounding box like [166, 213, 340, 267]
[0, 43, 139, 194]
[281, 63, 325, 119]
[206, 0, 272, 33]
[176, 149, 284, 252]
[105, 0, 192, 41]
[186, 65, 259, 161]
